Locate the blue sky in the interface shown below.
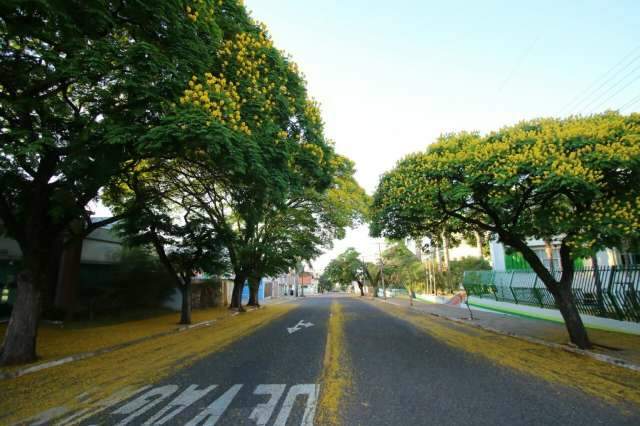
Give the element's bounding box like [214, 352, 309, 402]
[245, 0, 640, 268]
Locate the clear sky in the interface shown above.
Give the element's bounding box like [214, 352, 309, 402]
[244, 0, 640, 270]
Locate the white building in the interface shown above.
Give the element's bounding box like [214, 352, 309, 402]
[489, 238, 638, 272]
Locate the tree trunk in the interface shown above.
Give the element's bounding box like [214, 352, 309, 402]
[544, 240, 555, 274]
[553, 283, 591, 349]
[434, 242, 442, 272]
[229, 274, 246, 311]
[56, 236, 84, 322]
[247, 276, 261, 307]
[0, 270, 42, 365]
[502, 235, 592, 349]
[474, 230, 483, 258]
[356, 281, 364, 296]
[441, 232, 450, 271]
[179, 280, 192, 325]
[590, 255, 606, 316]
[42, 235, 64, 317]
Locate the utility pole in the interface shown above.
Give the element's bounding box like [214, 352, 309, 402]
[378, 243, 386, 300]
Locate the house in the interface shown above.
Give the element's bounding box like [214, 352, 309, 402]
[0, 218, 124, 312]
[489, 238, 639, 271]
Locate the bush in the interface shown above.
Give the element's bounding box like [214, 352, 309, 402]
[431, 257, 491, 294]
[111, 248, 176, 309]
[77, 247, 176, 316]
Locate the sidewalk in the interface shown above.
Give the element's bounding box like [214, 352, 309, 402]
[0, 299, 295, 379]
[375, 296, 640, 367]
[0, 303, 297, 425]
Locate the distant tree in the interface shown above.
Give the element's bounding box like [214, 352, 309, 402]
[363, 262, 382, 297]
[319, 273, 333, 293]
[382, 242, 425, 305]
[323, 248, 366, 296]
[371, 113, 640, 349]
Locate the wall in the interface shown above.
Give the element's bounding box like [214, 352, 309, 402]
[468, 296, 640, 335]
[0, 226, 123, 265]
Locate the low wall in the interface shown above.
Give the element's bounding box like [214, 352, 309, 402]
[468, 296, 640, 336]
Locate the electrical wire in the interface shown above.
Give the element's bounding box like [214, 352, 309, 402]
[580, 63, 640, 114]
[619, 93, 640, 112]
[558, 44, 640, 115]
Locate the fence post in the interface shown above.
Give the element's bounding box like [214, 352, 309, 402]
[509, 271, 518, 304]
[607, 265, 624, 321]
[532, 275, 544, 307]
[491, 271, 498, 301]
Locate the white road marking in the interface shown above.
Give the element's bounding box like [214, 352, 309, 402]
[143, 384, 217, 425]
[184, 384, 243, 426]
[273, 384, 320, 426]
[113, 385, 179, 425]
[27, 383, 320, 425]
[287, 320, 315, 334]
[248, 384, 286, 425]
[58, 386, 150, 426]
[29, 406, 69, 425]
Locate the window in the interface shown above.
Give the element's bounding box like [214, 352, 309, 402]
[533, 247, 561, 271]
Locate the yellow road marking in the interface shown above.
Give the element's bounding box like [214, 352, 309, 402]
[316, 300, 351, 425]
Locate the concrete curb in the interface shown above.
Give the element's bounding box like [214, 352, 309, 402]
[372, 298, 640, 373]
[0, 304, 274, 381]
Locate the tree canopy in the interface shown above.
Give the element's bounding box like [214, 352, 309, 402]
[322, 248, 367, 296]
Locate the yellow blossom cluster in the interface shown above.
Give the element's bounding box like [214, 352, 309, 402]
[591, 197, 640, 235]
[304, 99, 323, 125]
[179, 74, 251, 135]
[185, 0, 220, 23]
[218, 31, 295, 120]
[302, 143, 324, 161]
[594, 140, 640, 162]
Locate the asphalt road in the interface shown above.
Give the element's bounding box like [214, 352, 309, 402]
[81, 295, 639, 425]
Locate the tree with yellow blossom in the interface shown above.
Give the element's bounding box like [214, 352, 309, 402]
[137, 4, 349, 310]
[0, 0, 226, 365]
[371, 112, 640, 349]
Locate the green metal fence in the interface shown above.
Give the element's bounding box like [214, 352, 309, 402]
[463, 266, 640, 322]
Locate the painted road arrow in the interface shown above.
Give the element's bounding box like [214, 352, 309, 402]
[287, 320, 314, 335]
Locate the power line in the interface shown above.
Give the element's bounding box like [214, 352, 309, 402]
[620, 93, 640, 112]
[496, 35, 541, 94]
[580, 63, 640, 114]
[558, 44, 640, 115]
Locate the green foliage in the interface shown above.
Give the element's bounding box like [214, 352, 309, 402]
[320, 156, 371, 239]
[432, 257, 491, 294]
[109, 248, 175, 311]
[322, 248, 365, 287]
[111, 157, 230, 287]
[0, 0, 221, 244]
[382, 241, 425, 295]
[318, 273, 333, 292]
[372, 112, 640, 273]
